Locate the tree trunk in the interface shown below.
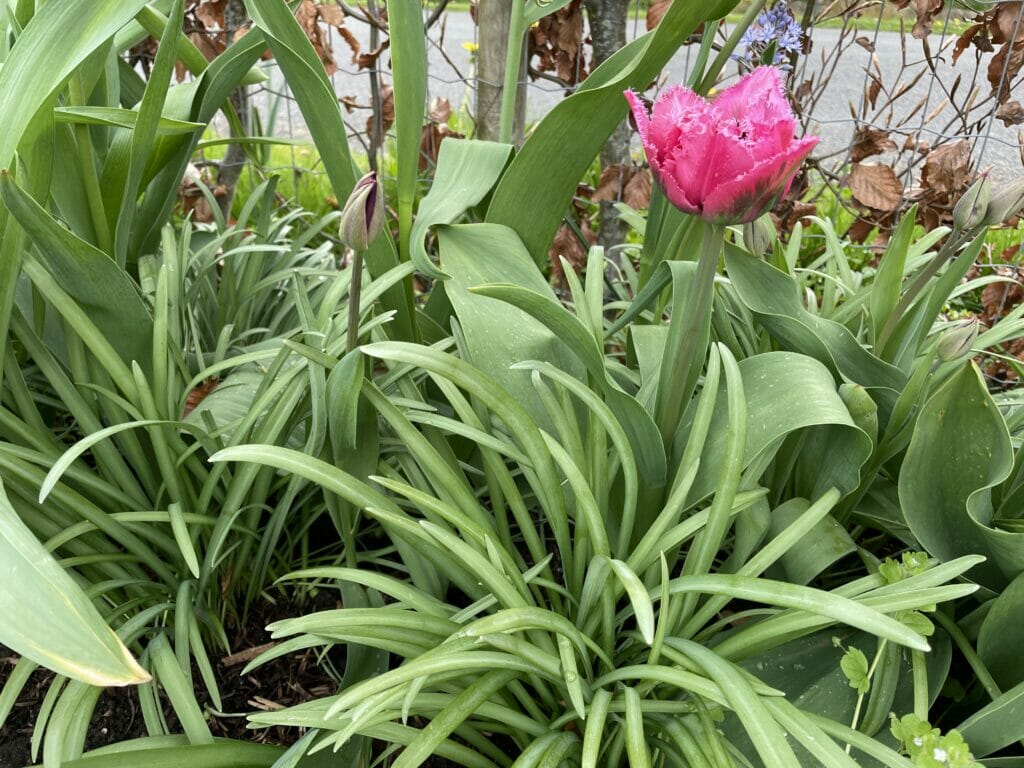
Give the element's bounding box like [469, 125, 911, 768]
[476, 0, 527, 145]
[216, 0, 250, 221]
[584, 0, 630, 249]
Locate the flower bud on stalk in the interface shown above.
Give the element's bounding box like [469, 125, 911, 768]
[952, 175, 989, 232]
[982, 177, 1024, 227]
[936, 318, 979, 363]
[340, 172, 384, 352]
[339, 171, 384, 252]
[743, 214, 777, 257]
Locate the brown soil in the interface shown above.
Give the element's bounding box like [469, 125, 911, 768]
[0, 593, 341, 768]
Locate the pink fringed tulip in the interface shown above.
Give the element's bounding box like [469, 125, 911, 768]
[625, 67, 818, 224]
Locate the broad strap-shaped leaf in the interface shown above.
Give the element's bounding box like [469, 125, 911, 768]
[0, 0, 150, 169]
[0, 479, 150, 687]
[958, 678, 1024, 758]
[437, 222, 586, 426]
[386, 0, 427, 262]
[670, 352, 873, 503]
[53, 106, 202, 134]
[0, 172, 153, 370]
[409, 139, 514, 279]
[899, 363, 1022, 590]
[978, 571, 1024, 690]
[724, 246, 906, 424]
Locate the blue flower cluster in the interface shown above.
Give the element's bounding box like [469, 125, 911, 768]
[732, 2, 803, 70]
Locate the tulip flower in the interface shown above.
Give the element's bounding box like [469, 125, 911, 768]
[625, 66, 818, 225]
[339, 171, 384, 351]
[339, 171, 384, 252]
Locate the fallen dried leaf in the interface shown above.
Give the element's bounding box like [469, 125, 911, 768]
[921, 139, 972, 196]
[997, 100, 1024, 126]
[848, 163, 904, 211]
[851, 127, 899, 162]
[623, 168, 652, 210]
[647, 0, 672, 29]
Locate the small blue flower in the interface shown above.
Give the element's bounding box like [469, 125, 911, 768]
[731, 2, 803, 70]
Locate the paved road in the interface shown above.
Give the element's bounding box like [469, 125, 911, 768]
[249, 11, 1023, 183]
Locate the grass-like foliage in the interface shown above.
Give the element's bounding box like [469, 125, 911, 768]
[2, 1, 1024, 767]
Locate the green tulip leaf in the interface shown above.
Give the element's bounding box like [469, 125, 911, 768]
[675, 352, 873, 503]
[978, 571, 1024, 690]
[899, 363, 1023, 590]
[0, 479, 150, 687]
[437, 223, 586, 426]
[410, 139, 515, 279]
[724, 246, 906, 423]
[958, 679, 1024, 758]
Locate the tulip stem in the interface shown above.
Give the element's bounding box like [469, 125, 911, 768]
[655, 223, 724, 449]
[347, 249, 364, 353]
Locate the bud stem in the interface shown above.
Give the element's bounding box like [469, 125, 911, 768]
[347, 249, 364, 353]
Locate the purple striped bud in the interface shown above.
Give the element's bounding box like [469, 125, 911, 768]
[339, 171, 384, 251]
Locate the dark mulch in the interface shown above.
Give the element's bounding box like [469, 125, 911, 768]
[0, 593, 342, 768]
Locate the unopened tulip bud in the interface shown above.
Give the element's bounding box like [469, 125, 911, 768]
[982, 178, 1024, 227]
[952, 175, 989, 232]
[339, 171, 384, 251]
[936, 318, 979, 362]
[743, 214, 776, 256]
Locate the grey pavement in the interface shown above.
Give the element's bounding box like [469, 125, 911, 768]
[247, 11, 1023, 183]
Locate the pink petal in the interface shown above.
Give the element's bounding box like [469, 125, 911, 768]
[624, 90, 652, 146]
[651, 84, 710, 128]
[701, 135, 819, 223]
[654, 162, 701, 215]
[712, 66, 789, 123]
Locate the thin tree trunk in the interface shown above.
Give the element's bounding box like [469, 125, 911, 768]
[476, 0, 527, 144]
[217, 0, 250, 220]
[584, 0, 630, 249]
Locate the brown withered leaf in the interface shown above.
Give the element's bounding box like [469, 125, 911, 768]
[866, 74, 882, 109]
[190, 31, 225, 63]
[419, 123, 464, 171]
[989, 42, 1024, 102]
[982, 279, 1024, 324]
[623, 169, 652, 210]
[183, 378, 220, 417]
[295, 0, 336, 75]
[647, 0, 672, 29]
[795, 79, 813, 102]
[953, 23, 984, 64]
[997, 100, 1024, 126]
[848, 163, 904, 211]
[194, 0, 227, 29]
[428, 97, 452, 124]
[317, 2, 345, 26]
[337, 24, 361, 61]
[891, 0, 946, 39]
[529, 0, 587, 86]
[366, 85, 395, 149]
[549, 220, 595, 287]
[357, 41, 389, 70]
[851, 127, 899, 162]
[847, 217, 876, 244]
[855, 36, 875, 52]
[988, 2, 1024, 44]
[921, 139, 971, 196]
[592, 164, 629, 203]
